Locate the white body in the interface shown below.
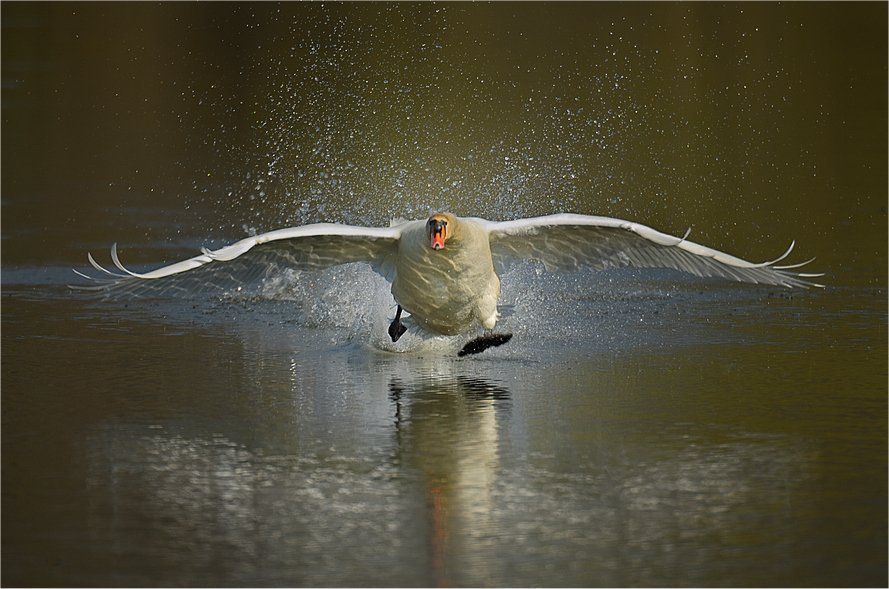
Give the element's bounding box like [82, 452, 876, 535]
[392, 219, 500, 334]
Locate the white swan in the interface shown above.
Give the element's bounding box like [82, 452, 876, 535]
[74, 212, 823, 351]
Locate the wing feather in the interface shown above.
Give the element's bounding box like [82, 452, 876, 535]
[87, 252, 128, 278]
[484, 213, 823, 288]
[72, 222, 404, 297]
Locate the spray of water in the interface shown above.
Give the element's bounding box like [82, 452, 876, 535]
[181, 4, 688, 237]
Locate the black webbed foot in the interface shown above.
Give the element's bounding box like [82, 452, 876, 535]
[458, 333, 513, 357]
[388, 305, 408, 342]
[388, 321, 407, 342]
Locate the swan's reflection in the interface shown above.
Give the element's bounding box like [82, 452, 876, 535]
[78, 324, 814, 587]
[387, 375, 511, 588]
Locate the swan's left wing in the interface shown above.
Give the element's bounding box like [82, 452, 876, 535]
[482, 213, 823, 288]
[72, 223, 403, 297]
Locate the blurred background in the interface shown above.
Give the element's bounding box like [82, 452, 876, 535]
[2, 2, 886, 283]
[2, 3, 886, 587]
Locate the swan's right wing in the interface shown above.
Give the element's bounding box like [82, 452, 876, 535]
[72, 223, 404, 297]
[483, 214, 823, 288]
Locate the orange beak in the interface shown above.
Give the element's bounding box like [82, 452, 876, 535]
[431, 231, 445, 250]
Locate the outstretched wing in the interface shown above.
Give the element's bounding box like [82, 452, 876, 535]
[483, 214, 823, 288]
[72, 223, 403, 297]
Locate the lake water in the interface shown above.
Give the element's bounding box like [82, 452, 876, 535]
[2, 3, 886, 587]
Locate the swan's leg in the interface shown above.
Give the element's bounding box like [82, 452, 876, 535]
[388, 305, 408, 342]
[461, 291, 511, 356]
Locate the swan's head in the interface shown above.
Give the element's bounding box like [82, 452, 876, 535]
[426, 212, 455, 250]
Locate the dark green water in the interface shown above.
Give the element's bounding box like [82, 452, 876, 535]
[2, 3, 886, 587]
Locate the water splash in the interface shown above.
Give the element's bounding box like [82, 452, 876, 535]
[182, 4, 668, 235]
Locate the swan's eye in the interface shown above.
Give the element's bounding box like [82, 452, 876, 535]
[428, 218, 447, 229]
